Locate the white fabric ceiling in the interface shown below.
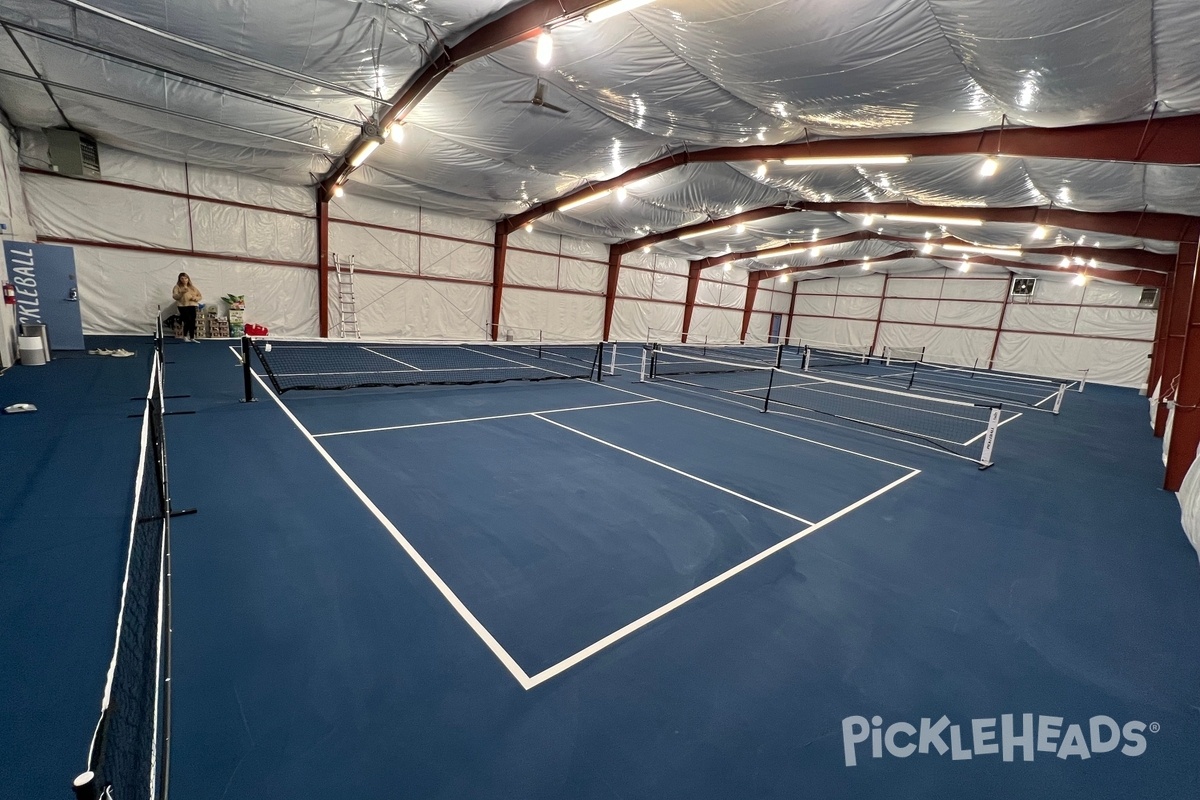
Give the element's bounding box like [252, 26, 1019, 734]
[1, 0, 1198, 278]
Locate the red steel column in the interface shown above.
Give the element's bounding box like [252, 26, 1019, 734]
[987, 286, 1013, 369]
[317, 198, 330, 337]
[739, 275, 761, 343]
[1149, 278, 1176, 435]
[603, 246, 622, 341]
[868, 272, 891, 356]
[1164, 241, 1200, 490]
[490, 229, 508, 341]
[783, 280, 799, 345]
[1157, 243, 1196, 437]
[681, 265, 702, 343]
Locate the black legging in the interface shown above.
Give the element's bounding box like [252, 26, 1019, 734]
[180, 305, 198, 339]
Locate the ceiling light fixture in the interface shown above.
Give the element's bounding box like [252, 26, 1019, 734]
[723, 262, 732, 272]
[558, 188, 612, 212]
[944, 244, 1023, 258]
[616, 186, 628, 202]
[585, 0, 656, 23]
[755, 163, 767, 179]
[958, 260, 971, 273]
[734, 223, 745, 234]
[1033, 225, 1048, 239]
[536, 30, 553, 65]
[921, 243, 935, 254]
[758, 245, 810, 259]
[782, 155, 911, 167]
[780, 274, 790, 283]
[678, 224, 731, 240]
[861, 259, 871, 271]
[885, 213, 983, 227]
[347, 129, 385, 168]
[524, 222, 534, 233]
[979, 157, 999, 177]
[863, 215, 875, 226]
[1072, 273, 1089, 286]
[642, 245, 651, 253]
[1059, 257, 1070, 268]
[332, 184, 345, 198]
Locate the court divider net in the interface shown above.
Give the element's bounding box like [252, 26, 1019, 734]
[648, 346, 1001, 468]
[246, 338, 604, 395]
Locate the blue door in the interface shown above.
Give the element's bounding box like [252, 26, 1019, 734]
[4, 242, 84, 350]
[768, 313, 783, 344]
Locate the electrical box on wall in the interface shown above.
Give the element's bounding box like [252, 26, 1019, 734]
[1138, 287, 1160, 308]
[44, 128, 101, 179]
[1011, 277, 1037, 296]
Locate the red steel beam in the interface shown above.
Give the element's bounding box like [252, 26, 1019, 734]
[740, 275, 761, 343]
[318, 199, 330, 336]
[1148, 282, 1174, 432]
[681, 268, 702, 343]
[1164, 241, 1200, 489]
[783, 280, 798, 345]
[490, 229, 508, 341]
[1157, 244, 1198, 438]
[321, 0, 621, 199]
[500, 115, 1200, 232]
[695, 230, 1174, 273]
[869, 273, 891, 355]
[603, 247, 621, 341]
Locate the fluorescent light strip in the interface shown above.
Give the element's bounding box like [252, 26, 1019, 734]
[585, 0, 656, 23]
[782, 155, 911, 166]
[757, 245, 809, 259]
[885, 213, 983, 227]
[943, 244, 1023, 258]
[559, 189, 612, 212]
[678, 224, 731, 241]
[348, 138, 382, 168]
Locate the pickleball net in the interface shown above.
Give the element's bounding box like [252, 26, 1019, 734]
[246, 338, 605, 394]
[647, 346, 1001, 467]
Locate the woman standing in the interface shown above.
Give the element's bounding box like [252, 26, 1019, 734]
[172, 272, 203, 342]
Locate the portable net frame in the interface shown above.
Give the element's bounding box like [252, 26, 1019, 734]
[881, 346, 1071, 413]
[647, 347, 1001, 468]
[76, 328, 175, 800]
[245, 337, 605, 396]
[651, 342, 787, 372]
[802, 343, 872, 371]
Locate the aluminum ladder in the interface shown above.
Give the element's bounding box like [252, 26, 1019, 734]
[332, 253, 360, 339]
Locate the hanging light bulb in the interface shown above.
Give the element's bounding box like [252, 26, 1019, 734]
[863, 215, 874, 226]
[1033, 225, 1048, 239]
[1072, 273, 1089, 286]
[524, 222, 533, 233]
[723, 262, 731, 272]
[979, 157, 999, 177]
[921, 243, 934, 254]
[386, 122, 404, 143]
[734, 223, 745, 234]
[616, 186, 628, 202]
[861, 259, 871, 271]
[755, 163, 767, 179]
[779, 274, 789, 283]
[332, 184, 345, 198]
[536, 30, 553, 65]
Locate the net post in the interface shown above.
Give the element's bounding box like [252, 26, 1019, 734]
[639, 345, 650, 382]
[240, 336, 255, 403]
[608, 342, 618, 376]
[593, 342, 603, 382]
[1052, 382, 1067, 414]
[978, 405, 1001, 468]
[907, 357, 918, 390]
[762, 367, 775, 413]
[774, 343, 784, 368]
[802, 346, 812, 372]
[71, 771, 98, 800]
[1078, 368, 1088, 392]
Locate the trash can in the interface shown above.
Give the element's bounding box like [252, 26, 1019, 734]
[18, 335, 46, 366]
[19, 323, 51, 362]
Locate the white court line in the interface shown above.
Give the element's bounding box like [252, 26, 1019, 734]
[459, 344, 571, 378]
[361, 346, 421, 371]
[235, 348, 921, 689]
[962, 409, 1022, 446]
[585, 376, 919, 471]
[244, 365, 536, 689]
[524, 467, 922, 688]
[314, 399, 657, 437]
[533, 414, 815, 526]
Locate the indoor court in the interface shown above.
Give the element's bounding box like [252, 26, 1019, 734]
[3, 2, 1200, 800]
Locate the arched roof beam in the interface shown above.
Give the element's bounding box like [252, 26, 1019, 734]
[618, 201, 1200, 258]
[501, 115, 1200, 234]
[695, 231, 1174, 273]
[321, 0, 641, 199]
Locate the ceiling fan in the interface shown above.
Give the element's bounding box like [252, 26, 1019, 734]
[502, 80, 570, 114]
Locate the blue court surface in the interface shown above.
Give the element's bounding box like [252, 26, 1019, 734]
[3, 338, 1200, 799]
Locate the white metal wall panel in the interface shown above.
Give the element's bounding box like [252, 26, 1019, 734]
[887, 277, 943, 298]
[1074, 306, 1156, 339]
[1031, 280, 1087, 304]
[837, 273, 886, 296]
[690, 306, 743, 343]
[1004, 303, 1080, 334]
[793, 293, 836, 317]
[618, 269, 654, 299]
[795, 277, 840, 294]
[74, 247, 317, 337]
[328, 221, 418, 273]
[351, 272, 489, 341]
[653, 272, 688, 302]
[882, 297, 940, 324]
[995, 331, 1149, 387]
[421, 208, 492, 242]
[24, 173, 191, 249]
[940, 277, 1009, 301]
[331, 194, 421, 230]
[501, 287, 603, 341]
[876, 322, 996, 366]
[610, 298, 685, 342]
[560, 259, 606, 293]
[505, 249, 559, 288]
[422, 237, 491, 281]
[935, 299, 1003, 328]
[771, 288, 793, 313]
[1083, 282, 1146, 306]
[187, 163, 312, 214]
[559, 235, 607, 261]
[190, 200, 316, 263]
[792, 316, 875, 348]
[834, 294, 880, 319]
